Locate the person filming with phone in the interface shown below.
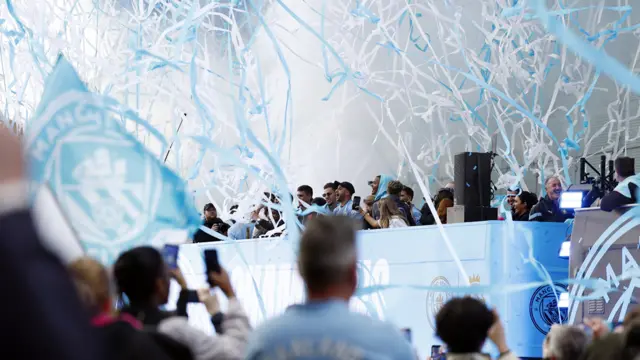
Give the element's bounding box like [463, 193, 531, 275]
[114, 246, 251, 360]
[332, 182, 363, 220]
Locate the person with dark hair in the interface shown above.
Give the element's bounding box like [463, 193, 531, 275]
[322, 181, 340, 212]
[193, 203, 226, 243]
[529, 176, 572, 222]
[511, 191, 538, 221]
[400, 186, 421, 225]
[296, 185, 313, 209]
[245, 217, 414, 359]
[436, 297, 517, 360]
[296, 185, 314, 225]
[421, 187, 454, 225]
[114, 246, 251, 360]
[333, 181, 363, 220]
[601, 157, 640, 211]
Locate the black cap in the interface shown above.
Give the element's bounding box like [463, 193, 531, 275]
[339, 182, 355, 195]
[204, 203, 216, 212]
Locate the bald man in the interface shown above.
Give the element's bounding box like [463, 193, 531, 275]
[529, 176, 573, 222]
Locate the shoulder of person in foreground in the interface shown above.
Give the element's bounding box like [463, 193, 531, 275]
[157, 297, 252, 360]
[246, 309, 414, 360]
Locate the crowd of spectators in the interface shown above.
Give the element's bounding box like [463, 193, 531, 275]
[3, 125, 640, 360]
[194, 175, 466, 242]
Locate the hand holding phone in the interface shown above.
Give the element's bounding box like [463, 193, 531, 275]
[203, 249, 235, 298]
[163, 244, 180, 270]
[352, 196, 361, 211]
[204, 249, 221, 274]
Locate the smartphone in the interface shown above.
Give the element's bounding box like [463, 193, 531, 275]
[352, 196, 361, 211]
[204, 249, 221, 274]
[401, 328, 412, 343]
[431, 345, 441, 358]
[163, 244, 180, 269]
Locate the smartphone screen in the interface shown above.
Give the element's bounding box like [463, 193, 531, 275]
[431, 345, 441, 357]
[163, 244, 180, 269]
[352, 196, 361, 211]
[204, 249, 221, 274]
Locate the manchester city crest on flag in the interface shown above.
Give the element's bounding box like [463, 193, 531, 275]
[26, 56, 200, 264]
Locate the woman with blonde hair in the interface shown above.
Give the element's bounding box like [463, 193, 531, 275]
[361, 197, 409, 228]
[68, 257, 172, 360]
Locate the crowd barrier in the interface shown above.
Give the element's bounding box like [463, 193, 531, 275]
[171, 221, 569, 359]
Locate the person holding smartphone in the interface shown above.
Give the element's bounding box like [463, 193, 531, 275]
[193, 203, 226, 243]
[114, 246, 251, 360]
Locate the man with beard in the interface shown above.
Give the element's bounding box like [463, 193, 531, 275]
[333, 182, 363, 220]
[193, 203, 226, 243]
[529, 176, 573, 222]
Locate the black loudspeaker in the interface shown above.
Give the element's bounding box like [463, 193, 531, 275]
[454, 152, 491, 207]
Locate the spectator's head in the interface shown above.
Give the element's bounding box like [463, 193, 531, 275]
[337, 182, 355, 203]
[370, 175, 381, 195]
[68, 257, 111, 316]
[624, 320, 640, 360]
[615, 157, 636, 182]
[204, 203, 217, 221]
[378, 198, 404, 228]
[311, 197, 327, 207]
[545, 176, 563, 201]
[297, 185, 313, 208]
[114, 246, 170, 307]
[514, 191, 538, 215]
[297, 216, 359, 300]
[436, 188, 454, 203]
[436, 297, 494, 353]
[387, 180, 404, 197]
[542, 325, 589, 360]
[400, 186, 414, 204]
[506, 188, 519, 207]
[445, 182, 455, 191]
[323, 181, 340, 206]
[371, 175, 393, 200]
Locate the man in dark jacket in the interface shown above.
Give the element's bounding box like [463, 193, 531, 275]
[193, 203, 226, 243]
[529, 176, 573, 222]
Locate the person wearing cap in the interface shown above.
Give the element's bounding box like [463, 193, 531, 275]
[193, 203, 226, 243]
[333, 182, 363, 220]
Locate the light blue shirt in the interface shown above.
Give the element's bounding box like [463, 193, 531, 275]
[227, 222, 255, 240]
[333, 199, 364, 220]
[411, 205, 421, 225]
[245, 300, 414, 360]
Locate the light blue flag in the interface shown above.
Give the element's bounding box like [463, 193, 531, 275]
[25, 56, 201, 264]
